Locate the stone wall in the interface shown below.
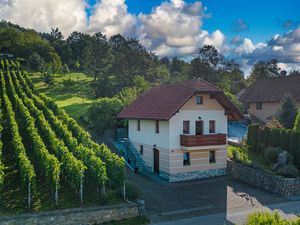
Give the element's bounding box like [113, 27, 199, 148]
[160, 168, 227, 182]
[0, 201, 145, 225]
[227, 160, 300, 196]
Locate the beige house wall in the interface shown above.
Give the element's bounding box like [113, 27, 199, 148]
[132, 141, 227, 175]
[249, 101, 300, 122]
[181, 94, 224, 111]
[169, 148, 227, 174]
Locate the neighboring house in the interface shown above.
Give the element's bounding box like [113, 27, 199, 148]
[239, 75, 300, 123]
[117, 79, 242, 182]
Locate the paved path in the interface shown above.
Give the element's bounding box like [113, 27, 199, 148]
[100, 137, 297, 224]
[152, 200, 300, 225]
[126, 169, 289, 223]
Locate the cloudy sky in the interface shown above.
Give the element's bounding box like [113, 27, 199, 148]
[0, 0, 299, 75]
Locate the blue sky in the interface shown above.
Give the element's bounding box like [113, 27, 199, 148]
[1, 0, 300, 74]
[114, 0, 300, 43]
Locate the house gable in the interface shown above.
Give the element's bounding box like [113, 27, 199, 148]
[180, 94, 224, 111]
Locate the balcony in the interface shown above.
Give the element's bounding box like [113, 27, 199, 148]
[180, 134, 227, 147]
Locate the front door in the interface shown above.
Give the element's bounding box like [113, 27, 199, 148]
[153, 149, 159, 173]
[195, 120, 204, 135]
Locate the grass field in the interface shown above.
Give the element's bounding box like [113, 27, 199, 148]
[30, 72, 94, 123]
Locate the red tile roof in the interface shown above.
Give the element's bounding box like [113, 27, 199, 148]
[117, 79, 242, 120]
[240, 75, 300, 103]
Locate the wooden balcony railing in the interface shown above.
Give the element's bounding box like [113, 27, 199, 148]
[180, 134, 227, 147]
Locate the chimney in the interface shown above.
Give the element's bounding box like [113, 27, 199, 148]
[280, 70, 287, 76]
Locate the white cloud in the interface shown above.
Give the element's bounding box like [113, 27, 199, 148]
[87, 0, 137, 37]
[0, 0, 87, 36]
[138, 0, 226, 58]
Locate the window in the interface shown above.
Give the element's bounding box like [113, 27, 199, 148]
[139, 145, 143, 155]
[256, 102, 262, 110]
[183, 152, 190, 166]
[183, 121, 190, 134]
[209, 120, 216, 133]
[137, 120, 140, 131]
[155, 120, 159, 133]
[209, 151, 216, 164]
[196, 96, 203, 105]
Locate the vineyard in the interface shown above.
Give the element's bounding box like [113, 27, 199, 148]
[0, 60, 126, 213]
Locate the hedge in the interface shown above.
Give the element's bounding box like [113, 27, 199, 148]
[247, 124, 300, 168]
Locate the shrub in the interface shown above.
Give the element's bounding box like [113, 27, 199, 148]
[247, 124, 259, 152]
[276, 164, 299, 178]
[277, 95, 298, 129]
[231, 147, 250, 164]
[245, 210, 300, 225]
[280, 129, 290, 152]
[125, 182, 140, 200]
[87, 97, 124, 134]
[263, 147, 283, 165]
[62, 78, 75, 88]
[270, 128, 281, 148]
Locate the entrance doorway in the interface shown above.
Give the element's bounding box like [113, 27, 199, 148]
[195, 120, 204, 135]
[153, 148, 159, 173]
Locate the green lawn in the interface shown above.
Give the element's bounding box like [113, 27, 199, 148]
[30, 72, 94, 122]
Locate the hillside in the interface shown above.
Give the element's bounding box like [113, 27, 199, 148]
[30, 72, 94, 122]
[0, 60, 125, 214]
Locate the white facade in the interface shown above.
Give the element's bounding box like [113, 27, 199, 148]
[128, 94, 228, 181]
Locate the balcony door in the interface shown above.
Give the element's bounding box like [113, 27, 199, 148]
[195, 120, 204, 135]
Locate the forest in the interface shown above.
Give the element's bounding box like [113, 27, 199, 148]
[1, 20, 299, 134]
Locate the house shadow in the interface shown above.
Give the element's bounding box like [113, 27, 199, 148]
[226, 177, 289, 224]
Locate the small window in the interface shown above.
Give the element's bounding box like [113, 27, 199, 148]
[256, 102, 262, 110]
[139, 145, 143, 155]
[196, 96, 203, 105]
[209, 120, 216, 133]
[183, 121, 190, 134]
[155, 120, 159, 133]
[209, 151, 216, 164]
[137, 120, 141, 131]
[183, 152, 190, 166]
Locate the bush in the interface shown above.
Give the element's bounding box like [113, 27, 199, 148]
[62, 78, 75, 88]
[231, 147, 250, 164]
[277, 95, 298, 129]
[276, 164, 299, 178]
[246, 210, 300, 225]
[263, 147, 283, 165]
[87, 97, 124, 134]
[125, 182, 140, 200]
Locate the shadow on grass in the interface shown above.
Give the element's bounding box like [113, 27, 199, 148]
[62, 102, 92, 121]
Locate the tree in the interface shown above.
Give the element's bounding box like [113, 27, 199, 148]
[190, 45, 224, 84]
[82, 32, 111, 81]
[87, 97, 124, 134]
[116, 75, 151, 106]
[277, 95, 298, 129]
[28, 52, 45, 71]
[294, 111, 300, 132]
[248, 59, 280, 84]
[0, 25, 62, 71]
[289, 70, 300, 76]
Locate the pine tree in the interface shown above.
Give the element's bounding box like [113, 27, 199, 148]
[277, 95, 298, 129]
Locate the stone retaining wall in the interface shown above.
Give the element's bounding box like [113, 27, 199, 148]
[0, 201, 145, 225]
[160, 168, 227, 182]
[227, 160, 300, 196]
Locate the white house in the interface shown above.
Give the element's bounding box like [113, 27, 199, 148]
[117, 79, 242, 182]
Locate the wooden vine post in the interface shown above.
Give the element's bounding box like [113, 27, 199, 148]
[27, 181, 31, 209]
[123, 181, 126, 201]
[55, 173, 59, 205]
[80, 176, 83, 205]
